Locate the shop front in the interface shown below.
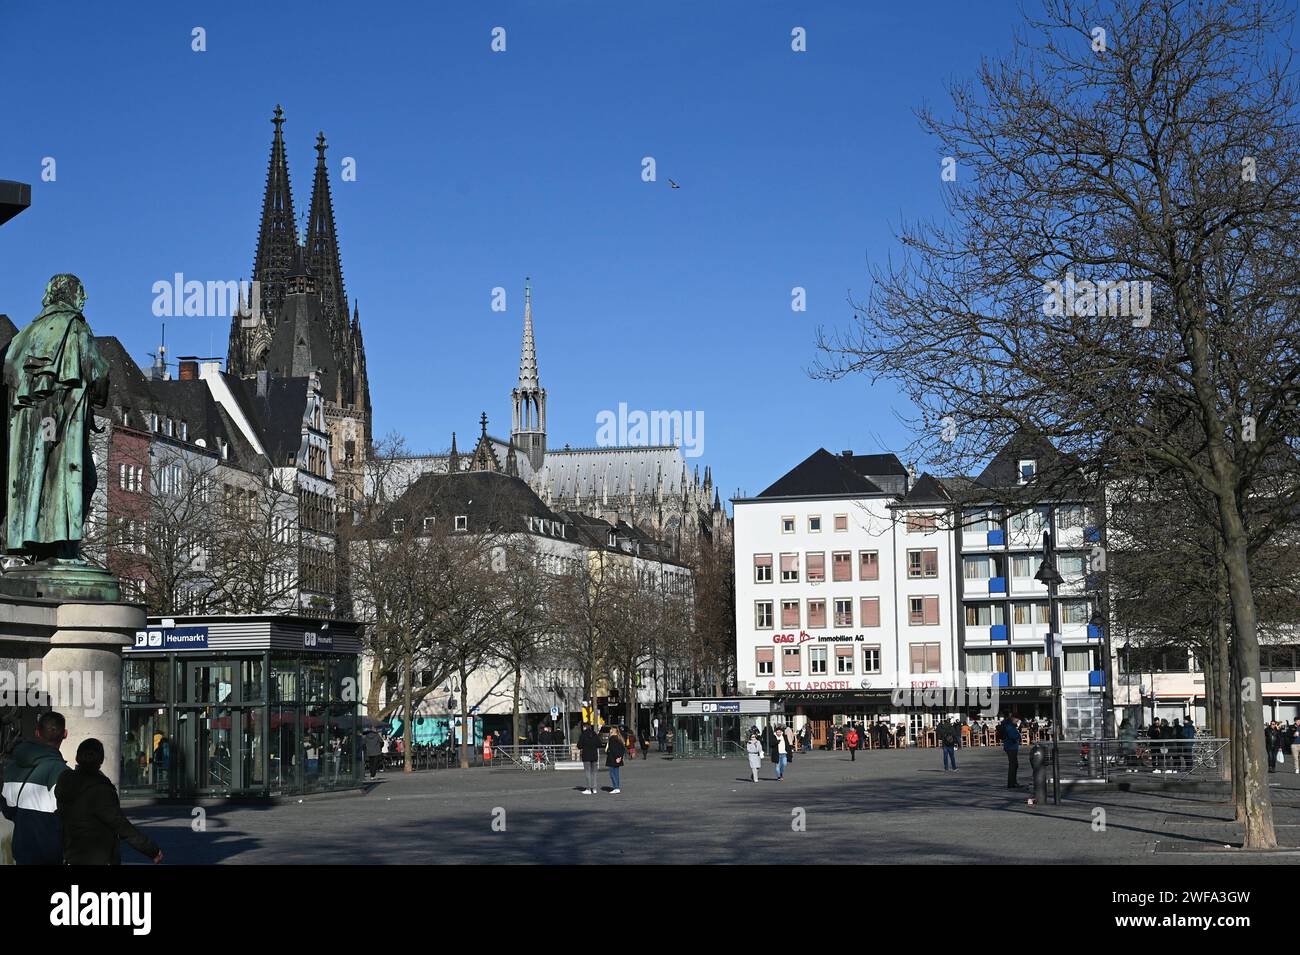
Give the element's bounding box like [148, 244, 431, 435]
[121, 615, 363, 798]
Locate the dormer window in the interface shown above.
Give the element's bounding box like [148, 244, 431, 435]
[180, 421, 188, 441]
[1018, 459, 1037, 484]
[455, 515, 468, 532]
[609, 530, 618, 547]
[392, 519, 405, 534]
[423, 517, 435, 533]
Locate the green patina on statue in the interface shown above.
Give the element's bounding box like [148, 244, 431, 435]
[0, 274, 118, 600]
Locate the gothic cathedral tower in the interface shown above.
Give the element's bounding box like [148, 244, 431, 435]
[227, 105, 372, 507]
[510, 279, 547, 472]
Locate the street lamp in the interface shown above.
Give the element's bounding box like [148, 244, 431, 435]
[0, 180, 31, 226]
[1089, 606, 1110, 740]
[1034, 530, 1065, 805]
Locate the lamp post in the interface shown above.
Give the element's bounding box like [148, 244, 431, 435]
[1034, 530, 1064, 805]
[1090, 607, 1110, 739]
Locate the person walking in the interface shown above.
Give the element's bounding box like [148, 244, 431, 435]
[1265, 721, 1280, 773]
[1001, 715, 1022, 789]
[1290, 718, 1300, 775]
[845, 725, 859, 761]
[56, 739, 162, 866]
[640, 732, 651, 760]
[605, 727, 627, 794]
[772, 724, 788, 780]
[363, 729, 382, 779]
[1, 711, 69, 865]
[578, 722, 601, 795]
[939, 718, 959, 771]
[745, 732, 763, 783]
[784, 724, 797, 763]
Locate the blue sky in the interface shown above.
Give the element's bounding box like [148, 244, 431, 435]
[0, 1, 1023, 500]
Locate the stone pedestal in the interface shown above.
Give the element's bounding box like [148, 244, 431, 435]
[0, 595, 142, 786]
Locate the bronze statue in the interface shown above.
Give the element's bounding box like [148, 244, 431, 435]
[3, 274, 108, 561]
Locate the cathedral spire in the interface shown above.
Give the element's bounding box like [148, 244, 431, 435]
[448, 432, 460, 472]
[307, 130, 348, 353]
[234, 104, 297, 374]
[511, 277, 547, 472]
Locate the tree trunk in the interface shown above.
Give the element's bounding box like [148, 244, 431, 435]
[512, 665, 522, 752]
[1219, 513, 1276, 848]
[365, 660, 385, 718]
[402, 652, 414, 774]
[459, 663, 471, 770]
[1230, 648, 1245, 821]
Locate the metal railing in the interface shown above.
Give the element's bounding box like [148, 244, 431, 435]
[487, 744, 576, 770]
[1045, 737, 1228, 782]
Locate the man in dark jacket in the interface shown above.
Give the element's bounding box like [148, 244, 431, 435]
[1, 711, 68, 865]
[578, 723, 601, 795]
[1001, 716, 1022, 789]
[56, 738, 161, 865]
[363, 730, 382, 778]
[939, 719, 959, 771]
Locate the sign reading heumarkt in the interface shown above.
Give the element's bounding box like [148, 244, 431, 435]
[131, 626, 209, 651]
[701, 701, 742, 714]
[304, 630, 334, 650]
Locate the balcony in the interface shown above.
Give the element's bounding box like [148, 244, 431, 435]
[1088, 670, 1106, 688]
[965, 625, 991, 643]
[993, 672, 1009, 688]
[987, 529, 1005, 547]
[1087, 623, 1103, 640]
[1015, 671, 1052, 688]
[990, 624, 1008, 642]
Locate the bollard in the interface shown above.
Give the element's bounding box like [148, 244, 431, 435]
[1028, 743, 1049, 806]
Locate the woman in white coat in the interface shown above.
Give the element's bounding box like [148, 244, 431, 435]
[746, 732, 763, 783]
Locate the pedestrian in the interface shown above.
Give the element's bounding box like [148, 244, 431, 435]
[939, 718, 959, 771]
[605, 727, 627, 794]
[772, 724, 788, 780]
[1291, 719, 1300, 775]
[640, 732, 651, 760]
[746, 732, 762, 783]
[1001, 715, 1022, 789]
[0, 711, 69, 865]
[578, 722, 601, 795]
[56, 739, 162, 865]
[845, 725, 859, 761]
[1180, 718, 1196, 772]
[1266, 721, 1281, 773]
[363, 729, 382, 779]
[784, 724, 797, 763]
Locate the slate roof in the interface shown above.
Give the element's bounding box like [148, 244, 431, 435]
[374, 470, 562, 536]
[223, 373, 312, 466]
[895, 472, 952, 506]
[754, 448, 897, 499]
[265, 290, 339, 399]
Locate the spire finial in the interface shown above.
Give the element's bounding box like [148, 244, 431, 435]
[480, 411, 489, 436]
[273, 104, 285, 129]
[316, 131, 327, 160]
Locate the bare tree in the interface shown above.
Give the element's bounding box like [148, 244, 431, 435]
[815, 0, 1300, 848]
[491, 537, 555, 748]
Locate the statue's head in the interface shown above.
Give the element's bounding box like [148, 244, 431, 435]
[42, 274, 87, 311]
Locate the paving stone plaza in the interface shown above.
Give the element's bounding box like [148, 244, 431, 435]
[125, 748, 1300, 865]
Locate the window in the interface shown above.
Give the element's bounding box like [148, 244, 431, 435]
[1015, 650, 1048, 672]
[1061, 600, 1091, 625]
[963, 555, 991, 580]
[782, 647, 802, 676]
[1018, 459, 1037, 484]
[834, 514, 848, 532]
[754, 553, 773, 583]
[807, 599, 826, 628]
[806, 552, 825, 583]
[118, 464, 127, 489]
[1064, 648, 1093, 672]
[910, 549, 939, 578]
[832, 551, 852, 582]
[756, 648, 775, 676]
[808, 515, 822, 533]
[423, 517, 435, 533]
[781, 516, 795, 534]
[780, 553, 799, 583]
[860, 597, 881, 627]
[1013, 602, 1050, 625]
[859, 551, 879, 581]
[391, 519, 405, 534]
[809, 646, 828, 675]
[1009, 509, 1045, 534]
[455, 515, 468, 531]
[906, 512, 937, 534]
[910, 643, 942, 674]
[834, 598, 853, 627]
[1056, 504, 1085, 529]
[755, 601, 774, 629]
[781, 600, 800, 628]
[862, 646, 881, 673]
[835, 646, 854, 674]
[963, 507, 1001, 533]
[1059, 555, 1086, 579]
[909, 596, 940, 626]
[965, 652, 995, 673]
